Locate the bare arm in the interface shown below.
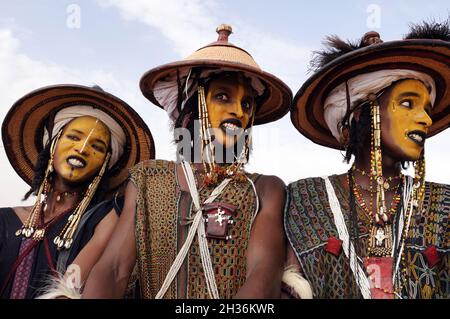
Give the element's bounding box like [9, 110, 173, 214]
[82, 181, 138, 298]
[234, 175, 286, 298]
[64, 208, 119, 287]
[281, 245, 304, 299]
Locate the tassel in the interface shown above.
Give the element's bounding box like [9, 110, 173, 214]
[36, 273, 81, 299]
[281, 265, 313, 299]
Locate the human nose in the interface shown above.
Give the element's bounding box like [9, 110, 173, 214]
[75, 138, 90, 156]
[416, 109, 432, 128]
[229, 100, 244, 119]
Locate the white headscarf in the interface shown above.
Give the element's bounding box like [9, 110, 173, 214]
[153, 68, 266, 122]
[43, 105, 126, 169]
[323, 69, 436, 143]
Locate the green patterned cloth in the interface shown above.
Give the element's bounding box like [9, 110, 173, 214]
[284, 175, 449, 299]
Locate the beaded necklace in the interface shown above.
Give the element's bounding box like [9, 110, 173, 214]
[350, 166, 402, 222]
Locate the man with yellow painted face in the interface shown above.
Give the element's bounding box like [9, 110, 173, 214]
[283, 21, 450, 299]
[0, 85, 154, 299]
[83, 25, 293, 299]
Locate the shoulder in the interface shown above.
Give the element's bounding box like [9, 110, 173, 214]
[130, 159, 174, 173]
[255, 174, 285, 192]
[0, 207, 15, 223]
[6, 206, 32, 225]
[425, 180, 450, 208]
[425, 180, 450, 191]
[287, 176, 326, 191]
[129, 159, 176, 184]
[86, 199, 116, 221]
[285, 176, 331, 224]
[252, 175, 286, 215]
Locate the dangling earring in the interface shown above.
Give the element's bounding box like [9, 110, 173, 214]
[53, 152, 111, 250]
[198, 85, 218, 183]
[368, 94, 388, 224]
[412, 153, 426, 209]
[234, 111, 255, 169]
[16, 131, 61, 240]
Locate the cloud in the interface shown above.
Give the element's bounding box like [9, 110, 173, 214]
[97, 0, 218, 56]
[96, 0, 312, 86]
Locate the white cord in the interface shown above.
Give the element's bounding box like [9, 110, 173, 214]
[155, 160, 229, 299]
[246, 176, 260, 232]
[393, 175, 414, 282]
[323, 176, 372, 299]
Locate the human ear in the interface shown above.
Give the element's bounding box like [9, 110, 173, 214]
[341, 125, 350, 145]
[353, 107, 362, 123]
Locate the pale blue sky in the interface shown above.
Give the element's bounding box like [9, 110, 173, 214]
[1, 0, 449, 207]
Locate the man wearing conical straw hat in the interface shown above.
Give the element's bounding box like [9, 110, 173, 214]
[83, 25, 292, 298]
[0, 85, 154, 298]
[284, 20, 450, 299]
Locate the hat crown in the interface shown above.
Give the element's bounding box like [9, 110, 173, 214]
[216, 24, 232, 42]
[184, 24, 260, 69]
[362, 31, 383, 46]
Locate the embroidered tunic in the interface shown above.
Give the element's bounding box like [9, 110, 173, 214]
[285, 175, 449, 299]
[129, 159, 259, 299]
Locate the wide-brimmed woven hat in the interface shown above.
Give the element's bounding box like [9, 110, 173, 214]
[140, 24, 292, 125]
[292, 20, 450, 149]
[2, 84, 155, 193]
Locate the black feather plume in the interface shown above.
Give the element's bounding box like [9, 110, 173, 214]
[404, 18, 450, 41]
[309, 35, 363, 72]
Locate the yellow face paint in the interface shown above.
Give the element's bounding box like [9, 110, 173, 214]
[205, 74, 255, 148]
[381, 79, 432, 161]
[53, 116, 111, 184]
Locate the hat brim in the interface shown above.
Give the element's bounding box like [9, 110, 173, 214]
[2, 84, 155, 194]
[140, 59, 292, 125]
[292, 39, 450, 150]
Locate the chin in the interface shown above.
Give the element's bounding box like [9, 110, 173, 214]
[397, 148, 423, 162]
[58, 171, 93, 186]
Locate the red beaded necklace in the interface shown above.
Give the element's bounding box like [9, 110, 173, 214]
[349, 167, 402, 223]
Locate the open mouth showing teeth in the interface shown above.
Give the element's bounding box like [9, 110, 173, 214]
[220, 119, 242, 133]
[67, 156, 86, 168]
[407, 131, 426, 146]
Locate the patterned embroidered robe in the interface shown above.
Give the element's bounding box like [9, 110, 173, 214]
[285, 175, 449, 299]
[129, 159, 259, 299]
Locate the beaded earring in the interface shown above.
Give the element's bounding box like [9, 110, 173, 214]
[15, 131, 62, 240]
[368, 93, 388, 224]
[366, 94, 398, 257]
[53, 152, 111, 250]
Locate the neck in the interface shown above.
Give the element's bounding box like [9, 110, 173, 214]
[44, 175, 84, 217]
[51, 174, 85, 194]
[354, 145, 402, 175]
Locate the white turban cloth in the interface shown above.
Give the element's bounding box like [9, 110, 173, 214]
[323, 69, 436, 143]
[153, 67, 267, 122]
[43, 105, 127, 169]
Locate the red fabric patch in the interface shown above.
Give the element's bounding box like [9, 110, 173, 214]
[422, 245, 441, 268]
[325, 236, 343, 257]
[364, 257, 394, 299]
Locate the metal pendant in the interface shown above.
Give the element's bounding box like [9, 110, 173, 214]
[203, 202, 237, 240]
[368, 224, 393, 257]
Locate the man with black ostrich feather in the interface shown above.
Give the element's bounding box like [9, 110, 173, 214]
[282, 19, 450, 299]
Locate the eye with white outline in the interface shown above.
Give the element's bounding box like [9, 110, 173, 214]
[92, 143, 106, 153]
[241, 100, 251, 111]
[215, 93, 229, 102]
[66, 134, 80, 141]
[400, 100, 412, 108]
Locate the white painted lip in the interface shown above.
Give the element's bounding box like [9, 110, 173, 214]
[220, 119, 243, 134]
[66, 156, 86, 168]
[407, 131, 426, 146]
